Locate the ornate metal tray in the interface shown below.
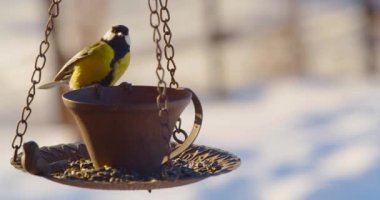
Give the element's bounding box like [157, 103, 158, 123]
[11, 143, 241, 190]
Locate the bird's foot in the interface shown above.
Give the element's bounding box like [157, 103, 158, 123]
[119, 82, 133, 93]
[93, 84, 104, 99]
[80, 84, 105, 99]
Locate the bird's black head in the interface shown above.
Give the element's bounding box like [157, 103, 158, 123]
[112, 25, 129, 36]
[101, 25, 130, 60]
[102, 25, 130, 46]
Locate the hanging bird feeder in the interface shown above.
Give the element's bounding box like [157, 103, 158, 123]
[10, 0, 240, 190]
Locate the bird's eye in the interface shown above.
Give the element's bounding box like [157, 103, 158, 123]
[117, 32, 123, 37]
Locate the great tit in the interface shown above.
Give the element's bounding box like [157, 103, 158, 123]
[39, 25, 131, 90]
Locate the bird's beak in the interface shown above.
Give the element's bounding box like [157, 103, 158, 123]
[125, 35, 131, 46]
[102, 30, 115, 41]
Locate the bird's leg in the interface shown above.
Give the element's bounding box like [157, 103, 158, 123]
[119, 82, 133, 93]
[80, 83, 104, 99]
[93, 84, 104, 99]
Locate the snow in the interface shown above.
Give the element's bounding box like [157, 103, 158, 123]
[2, 79, 380, 200]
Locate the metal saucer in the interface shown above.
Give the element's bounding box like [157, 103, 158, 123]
[11, 143, 241, 190]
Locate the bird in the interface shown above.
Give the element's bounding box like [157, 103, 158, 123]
[39, 25, 131, 90]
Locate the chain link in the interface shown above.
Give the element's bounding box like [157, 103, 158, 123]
[149, 0, 172, 164]
[149, 0, 167, 111]
[11, 0, 61, 162]
[172, 118, 188, 144]
[158, 0, 189, 144]
[159, 0, 179, 89]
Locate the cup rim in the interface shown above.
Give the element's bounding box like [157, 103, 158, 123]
[62, 85, 192, 111]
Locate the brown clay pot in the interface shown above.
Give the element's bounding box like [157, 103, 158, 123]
[62, 85, 192, 175]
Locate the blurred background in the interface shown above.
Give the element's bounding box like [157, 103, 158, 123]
[1, 0, 380, 199]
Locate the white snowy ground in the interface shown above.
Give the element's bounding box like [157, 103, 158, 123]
[1, 78, 380, 200]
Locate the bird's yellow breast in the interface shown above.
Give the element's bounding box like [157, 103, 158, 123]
[69, 41, 130, 89]
[111, 52, 130, 85]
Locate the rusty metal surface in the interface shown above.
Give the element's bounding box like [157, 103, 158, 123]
[62, 85, 193, 175]
[11, 143, 241, 190]
[60, 85, 203, 175]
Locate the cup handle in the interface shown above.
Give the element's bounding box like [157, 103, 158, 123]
[162, 88, 203, 164]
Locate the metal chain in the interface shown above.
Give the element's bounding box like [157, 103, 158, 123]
[148, 0, 172, 164]
[11, 0, 62, 163]
[149, 0, 166, 95]
[158, 0, 188, 143]
[173, 118, 188, 144]
[159, 0, 178, 89]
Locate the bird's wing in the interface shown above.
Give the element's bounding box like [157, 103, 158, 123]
[53, 42, 103, 82]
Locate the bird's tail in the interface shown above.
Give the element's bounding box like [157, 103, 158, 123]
[38, 81, 68, 89]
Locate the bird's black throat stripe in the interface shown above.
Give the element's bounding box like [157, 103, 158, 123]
[100, 37, 130, 86]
